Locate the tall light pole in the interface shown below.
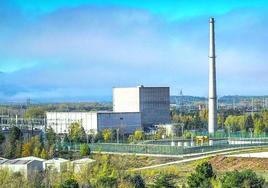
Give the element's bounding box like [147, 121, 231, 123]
[120, 117, 124, 143]
[249, 128, 253, 139]
[116, 128, 119, 144]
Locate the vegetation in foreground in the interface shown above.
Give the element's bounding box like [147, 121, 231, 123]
[0, 157, 266, 188]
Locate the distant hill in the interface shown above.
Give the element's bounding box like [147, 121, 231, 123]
[171, 95, 268, 104]
[218, 95, 268, 104]
[170, 96, 206, 104]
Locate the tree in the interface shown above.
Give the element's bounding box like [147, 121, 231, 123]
[130, 174, 146, 188]
[111, 129, 117, 142]
[154, 127, 166, 140]
[33, 147, 40, 157]
[21, 143, 31, 157]
[9, 126, 22, 144]
[48, 144, 55, 158]
[150, 173, 175, 188]
[60, 178, 79, 188]
[199, 109, 208, 122]
[68, 122, 86, 143]
[128, 135, 134, 143]
[254, 121, 264, 135]
[31, 136, 42, 148]
[2, 127, 22, 158]
[80, 144, 91, 157]
[46, 127, 57, 146]
[0, 131, 5, 145]
[245, 115, 254, 131]
[93, 131, 103, 143]
[134, 129, 144, 141]
[24, 106, 45, 119]
[187, 162, 215, 188]
[40, 148, 47, 159]
[97, 176, 117, 188]
[183, 131, 195, 139]
[15, 141, 22, 158]
[30, 136, 42, 155]
[221, 169, 265, 188]
[225, 116, 238, 132]
[102, 129, 112, 142]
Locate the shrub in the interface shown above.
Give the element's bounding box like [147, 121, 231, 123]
[80, 144, 91, 157]
[221, 169, 265, 188]
[60, 178, 79, 188]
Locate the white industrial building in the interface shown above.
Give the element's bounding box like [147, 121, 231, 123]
[0, 156, 44, 178]
[46, 111, 141, 134]
[46, 85, 170, 133]
[113, 85, 170, 128]
[43, 158, 69, 172]
[71, 158, 96, 173]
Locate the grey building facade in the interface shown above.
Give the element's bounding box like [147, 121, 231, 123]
[113, 86, 170, 129]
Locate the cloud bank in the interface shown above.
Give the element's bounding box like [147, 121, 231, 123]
[0, 2, 268, 102]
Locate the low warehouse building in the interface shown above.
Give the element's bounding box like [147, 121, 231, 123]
[0, 157, 44, 178]
[46, 111, 141, 134]
[71, 158, 96, 173]
[43, 158, 69, 172]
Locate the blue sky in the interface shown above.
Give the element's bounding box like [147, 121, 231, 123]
[0, 0, 268, 102]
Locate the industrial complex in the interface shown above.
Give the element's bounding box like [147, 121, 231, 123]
[46, 17, 217, 136]
[47, 85, 170, 134]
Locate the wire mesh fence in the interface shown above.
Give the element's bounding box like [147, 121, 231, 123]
[60, 139, 268, 156]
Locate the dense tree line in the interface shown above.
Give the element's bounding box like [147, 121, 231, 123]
[171, 109, 268, 135]
[0, 126, 56, 159]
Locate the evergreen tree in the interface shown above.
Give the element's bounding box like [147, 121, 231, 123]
[130, 174, 146, 188]
[187, 162, 215, 188]
[0, 131, 5, 145]
[46, 127, 57, 146]
[40, 148, 47, 159]
[150, 173, 176, 188]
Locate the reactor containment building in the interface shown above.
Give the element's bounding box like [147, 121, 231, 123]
[46, 86, 170, 134]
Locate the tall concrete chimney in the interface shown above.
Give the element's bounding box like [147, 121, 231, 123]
[208, 17, 217, 135]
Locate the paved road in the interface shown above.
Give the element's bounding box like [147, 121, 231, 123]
[131, 148, 261, 171]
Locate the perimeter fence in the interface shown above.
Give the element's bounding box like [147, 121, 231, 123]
[60, 140, 268, 156]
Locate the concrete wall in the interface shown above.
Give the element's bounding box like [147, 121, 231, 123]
[46, 112, 98, 134]
[46, 111, 141, 134]
[113, 86, 170, 129]
[113, 87, 140, 112]
[97, 112, 141, 133]
[43, 160, 69, 172]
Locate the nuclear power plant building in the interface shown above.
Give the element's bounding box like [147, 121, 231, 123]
[46, 86, 170, 134]
[113, 86, 170, 129]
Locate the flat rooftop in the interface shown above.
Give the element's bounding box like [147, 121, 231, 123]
[113, 85, 169, 89]
[0, 159, 31, 165]
[46, 111, 140, 114]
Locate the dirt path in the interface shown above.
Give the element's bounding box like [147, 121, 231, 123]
[131, 148, 261, 171]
